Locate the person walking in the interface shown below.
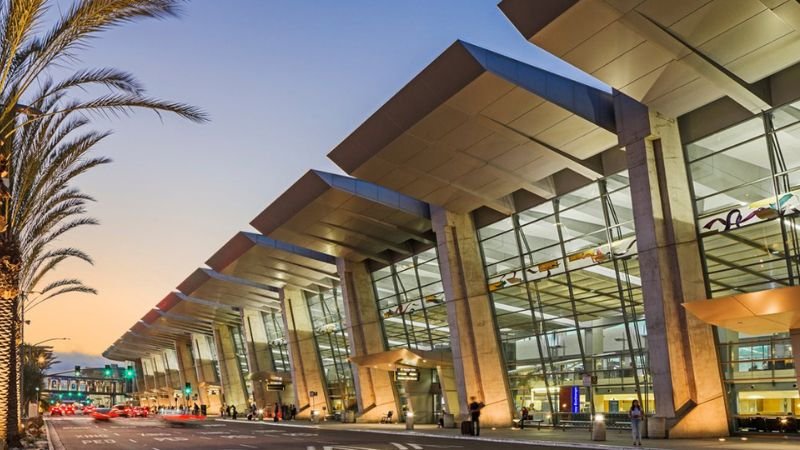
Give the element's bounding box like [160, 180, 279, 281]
[193, 403, 200, 416]
[225, 404, 231, 418]
[629, 399, 643, 446]
[469, 397, 484, 436]
[231, 405, 238, 420]
[520, 406, 529, 430]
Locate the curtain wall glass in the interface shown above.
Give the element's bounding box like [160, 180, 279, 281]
[478, 172, 650, 425]
[685, 100, 800, 431]
[261, 311, 291, 372]
[371, 248, 448, 351]
[307, 285, 355, 412]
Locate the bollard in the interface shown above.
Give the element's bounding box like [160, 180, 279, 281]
[406, 412, 415, 430]
[592, 414, 606, 441]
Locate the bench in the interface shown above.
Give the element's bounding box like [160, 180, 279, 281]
[608, 421, 632, 432]
[512, 418, 545, 430]
[559, 420, 592, 430]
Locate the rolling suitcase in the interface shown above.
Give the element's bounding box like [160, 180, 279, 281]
[461, 420, 473, 435]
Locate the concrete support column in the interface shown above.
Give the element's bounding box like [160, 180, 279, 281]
[337, 259, 399, 422]
[191, 333, 224, 411]
[175, 338, 205, 408]
[134, 360, 146, 404]
[438, 365, 460, 419]
[617, 94, 729, 438]
[241, 308, 279, 408]
[431, 206, 514, 427]
[151, 356, 168, 404]
[191, 333, 219, 385]
[213, 325, 249, 411]
[282, 286, 329, 419]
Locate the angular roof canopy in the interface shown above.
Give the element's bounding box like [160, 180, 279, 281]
[328, 40, 627, 217]
[206, 232, 338, 295]
[683, 285, 800, 335]
[177, 268, 281, 311]
[500, 0, 800, 116]
[251, 170, 434, 265]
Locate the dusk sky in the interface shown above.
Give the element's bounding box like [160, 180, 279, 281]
[27, 0, 602, 367]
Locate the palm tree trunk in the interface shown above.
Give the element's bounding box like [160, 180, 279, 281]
[0, 234, 22, 448]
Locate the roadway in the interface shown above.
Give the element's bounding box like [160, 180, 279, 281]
[46, 415, 571, 450]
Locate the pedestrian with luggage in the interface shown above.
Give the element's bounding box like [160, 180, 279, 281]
[469, 396, 484, 436]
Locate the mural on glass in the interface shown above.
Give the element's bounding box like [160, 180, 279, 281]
[478, 172, 650, 425]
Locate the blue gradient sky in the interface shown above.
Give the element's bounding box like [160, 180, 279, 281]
[28, 0, 599, 361]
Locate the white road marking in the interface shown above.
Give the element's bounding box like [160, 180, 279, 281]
[409, 445, 423, 450]
[391, 444, 408, 450]
[129, 439, 137, 443]
[240, 445, 257, 449]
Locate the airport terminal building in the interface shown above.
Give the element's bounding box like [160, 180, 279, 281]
[104, 0, 800, 438]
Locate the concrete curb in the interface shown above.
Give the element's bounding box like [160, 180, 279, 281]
[214, 418, 655, 449]
[43, 419, 64, 450]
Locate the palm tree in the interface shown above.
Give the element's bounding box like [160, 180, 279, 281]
[0, 1, 209, 446]
[21, 344, 58, 410]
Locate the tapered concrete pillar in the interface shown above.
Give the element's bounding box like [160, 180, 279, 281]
[438, 365, 460, 419]
[163, 349, 181, 393]
[151, 356, 169, 404]
[191, 333, 224, 411]
[617, 93, 728, 438]
[337, 259, 399, 422]
[431, 207, 514, 427]
[134, 360, 146, 404]
[241, 308, 282, 408]
[282, 286, 330, 418]
[213, 325, 249, 411]
[175, 338, 205, 408]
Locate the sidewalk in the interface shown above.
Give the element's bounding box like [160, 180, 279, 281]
[216, 418, 799, 450]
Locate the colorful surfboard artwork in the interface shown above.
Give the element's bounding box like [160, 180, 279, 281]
[702, 192, 799, 232]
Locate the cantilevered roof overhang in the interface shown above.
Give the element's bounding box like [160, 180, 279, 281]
[327, 40, 628, 218]
[251, 170, 434, 265]
[499, 0, 800, 116]
[206, 232, 339, 295]
[683, 285, 800, 335]
[177, 267, 281, 312]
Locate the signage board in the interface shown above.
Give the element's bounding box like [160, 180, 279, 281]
[395, 367, 419, 382]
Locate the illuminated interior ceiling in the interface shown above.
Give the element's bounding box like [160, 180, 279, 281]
[328, 40, 627, 218]
[250, 169, 435, 265]
[684, 285, 800, 334]
[206, 231, 339, 295]
[500, 0, 800, 116]
[349, 347, 452, 369]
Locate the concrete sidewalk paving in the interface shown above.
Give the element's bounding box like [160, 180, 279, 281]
[216, 418, 798, 450]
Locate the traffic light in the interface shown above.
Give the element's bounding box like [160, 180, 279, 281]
[125, 366, 134, 379]
[104, 365, 112, 377]
[74, 365, 81, 376]
[184, 382, 192, 396]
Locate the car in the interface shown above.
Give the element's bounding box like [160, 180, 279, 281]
[111, 404, 133, 417]
[82, 405, 95, 415]
[62, 405, 75, 415]
[132, 406, 149, 418]
[91, 407, 115, 421]
[49, 406, 62, 416]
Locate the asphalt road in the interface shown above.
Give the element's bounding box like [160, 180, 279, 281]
[46, 415, 570, 450]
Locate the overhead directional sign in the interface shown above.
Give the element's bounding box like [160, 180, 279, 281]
[395, 367, 419, 381]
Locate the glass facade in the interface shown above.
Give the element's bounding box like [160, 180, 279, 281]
[262, 310, 291, 372]
[685, 101, 800, 432]
[478, 172, 651, 424]
[307, 285, 355, 412]
[371, 248, 448, 350]
[230, 325, 253, 400]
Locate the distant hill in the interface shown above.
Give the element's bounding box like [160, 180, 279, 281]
[49, 352, 115, 373]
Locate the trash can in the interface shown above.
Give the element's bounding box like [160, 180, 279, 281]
[443, 413, 455, 428]
[340, 410, 355, 423]
[405, 412, 414, 430]
[592, 414, 606, 441]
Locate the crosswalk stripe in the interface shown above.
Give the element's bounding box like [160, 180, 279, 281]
[408, 445, 423, 450]
[391, 444, 408, 450]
